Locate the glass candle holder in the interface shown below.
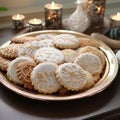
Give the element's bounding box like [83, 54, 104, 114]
[44, 2, 63, 29]
[110, 12, 120, 28]
[28, 18, 43, 31]
[12, 14, 25, 30]
[87, 0, 106, 28]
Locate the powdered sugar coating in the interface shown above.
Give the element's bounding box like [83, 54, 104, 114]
[18, 41, 40, 58]
[39, 39, 54, 48]
[75, 53, 102, 75]
[34, 47, 64, 64]
[31, 63, 61, 94]
[36, 34, 56, 40]
[54, 34, 80, 49]
[56, 63, 87, 91]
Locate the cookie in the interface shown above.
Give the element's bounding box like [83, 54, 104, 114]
[54, 34, 80, 49]
[39, 39, 54, 48]
[0, 44, 22, 59]
[0, 56, 11, 71]
[83, 71, 95, 90]
[79, 37, 99, 48]
[16, 60, 36, 90]
[11, 36, 39, 44]
[36, 33, 56, 40]
[74, 53, 103, 75]
[62, 49, 78, 63]
[78, 46, 106, 69]
[56, 63, 88, 91]
[7, 56, 34, 85]
[18, 41, 40, 58]
[31, 63, 61, 94]
[34, 47, 65, 64]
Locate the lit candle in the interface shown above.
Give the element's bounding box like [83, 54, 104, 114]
[45, 1, 63, 10]
[110, 12, 120, 27]
[44, 2, 63, 29]
[12, 14, 25, 20]
[12, 14, 25, 29]
[110, 12, 120, 21]
[28, 18, 43, 31]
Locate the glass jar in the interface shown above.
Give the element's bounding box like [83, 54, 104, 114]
[87, 0, 106, 28]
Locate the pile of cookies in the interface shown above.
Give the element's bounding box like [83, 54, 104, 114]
[0, 33, 106, 95]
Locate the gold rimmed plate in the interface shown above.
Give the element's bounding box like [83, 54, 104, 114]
[0, 30, 118, 101]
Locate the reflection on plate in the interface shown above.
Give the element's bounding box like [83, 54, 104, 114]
[0, 30, 118, 101]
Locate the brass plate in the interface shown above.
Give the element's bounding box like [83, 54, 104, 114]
[0, 30, 118, 101]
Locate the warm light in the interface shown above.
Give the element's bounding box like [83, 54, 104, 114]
[117, 12, 120, 17]
[51, 1, 55, 7]
[110, 12, 120, 21]
[45, 2, 63, 10]
[12, 14, 25, 20]
[29, 18, 42, 25]
[97, 7, 101, 12]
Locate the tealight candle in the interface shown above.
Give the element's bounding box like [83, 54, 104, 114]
[12, 14, 25, 29]
[110, 12, 120, 27]
[28, 18, 43, 31]
[44, 1, 63, 29]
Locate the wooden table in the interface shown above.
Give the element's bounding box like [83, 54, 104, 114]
[0, 28, 120, 120]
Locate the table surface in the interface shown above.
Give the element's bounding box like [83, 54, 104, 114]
[0, 28, 120, 120]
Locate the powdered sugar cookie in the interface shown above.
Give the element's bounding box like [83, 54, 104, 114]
[0, 44, 22, 59]
[74, 53, 102, 75]
[56, 63, 88, 91]
[54, 34, 80, 49]
[18, 41, 40, 58]
[83, 71, 94, 90]
[62, 49, 78, 63]
[11, 36, 39, 44]
[7, 56, 34, 85]
[31, 63, 61, 94]
[39, 39, 54, 48]
[78, 46, 106, 69]
[34, 47, 65, 64]
[16, 60, 36, 90]
[36, 33, 56, 40]
[0, 56, 11, 71]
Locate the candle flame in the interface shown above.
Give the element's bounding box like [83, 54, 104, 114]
[117, 12, 120, 16]
[97, 7, 101, 13]
[16, 14, 20, 18]
[33, 18, 37, 22]
[51, 1, 55, 7]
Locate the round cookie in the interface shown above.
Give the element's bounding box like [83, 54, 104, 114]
[62, 49, 78, 63]
[74, 52, 102, 75]
[18, 41, 40, 58]
[36, 33, 56, 40]
[11, 36, 39, 44]
[54, 34, 80, 49]
[39, 39, 54, 48]
[0, 56, 11, 71]
[31, 63, 61, 94]
[34, 47, 65, 64]
[83, 71, 95, 90]
[0, 44, 22, 59]
[7, 56, 34, 85]
[56, 63, 88, 91]
[78, 46, 106, 69]
[16, 60, 36, 90]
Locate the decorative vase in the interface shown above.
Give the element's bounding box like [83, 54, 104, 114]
[63, 0, 90, 33]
